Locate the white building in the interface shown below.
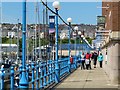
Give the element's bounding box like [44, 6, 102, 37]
[0, 44, 18, 55]
[93, 30, 111, 49]
[59, 29, 69, 39]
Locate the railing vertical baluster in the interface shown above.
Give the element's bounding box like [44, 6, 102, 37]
[75, 56, 77, 69]
[0, 68, 4, 90]
[32, 63, 34, 89]
[63, 60, 65, 74]
[11, 66, 14, 90]
[64, 59, 67, 73]
[36, 64, 39, 89]
[40, 62, 43, 88]
[53, 60, 55, 82]
[19, 66, 22, 79]
[26, 64, 29, 81]
[49, 60, 52, 83]
[43, 61, 47, 86]
[59, 61, 61, 76]
[48, 60, 51, 84]
[52, 60, 54, 82]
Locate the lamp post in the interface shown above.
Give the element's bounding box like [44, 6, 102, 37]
[74, 26, 78, 57]
[78, 30, 82, 58]
[9, 31, 12, 61]
[67, 17, 72, 73]
[0, 2, 2, 66]
[81, 35, 85, 52]
[17, 19, 20, 64]
[19, 0, 28, 88]
[74, 26, 79, 69]
[0, 24, 2, 66]
[53, 1, 60, 83]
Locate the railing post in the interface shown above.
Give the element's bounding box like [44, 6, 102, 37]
[19, 66, 22, 79]
[31, 63, 34, 89]
[40, 62, 43, 88]
[49, 60, 52, 83]
[68, 22, 71, 73]
[43, 61, 47, 86]
[47, 60, 50, 84]
[54, 8, 60, 83]
[11, 66, 14, 90]
[52, 60, 55, 82]
[36, 64, 39, 89]
[26, 64, 29, 81]
[19, 0, 28, 88]
[0, 68, 4, 90]
[75, 56, 77, 69]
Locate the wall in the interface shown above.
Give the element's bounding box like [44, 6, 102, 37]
[102, 41, 120, 85]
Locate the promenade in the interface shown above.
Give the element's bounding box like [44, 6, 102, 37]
[54, 65, 119, 89]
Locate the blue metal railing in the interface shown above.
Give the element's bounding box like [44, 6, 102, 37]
[0, 57, 80, 89]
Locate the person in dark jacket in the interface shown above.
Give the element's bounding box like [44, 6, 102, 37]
[93, 52, 98, 68]
[91, 52, 94, 66]
[80, 52, 85, 70]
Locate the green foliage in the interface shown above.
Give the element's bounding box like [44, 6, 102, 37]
[61, 39, 69, 44]
[58, 38, 84, 44]
[70, 39, 74, 44]
[1, 36, 93, 53]
[2, 37, 17, 44]
[86, 37, 92, 44]
[2, 37, 9, 43]
[40, 38, 49, 46]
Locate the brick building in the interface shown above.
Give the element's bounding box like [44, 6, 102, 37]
[101, 0, 120, 85]
[102, 1, 120, 32]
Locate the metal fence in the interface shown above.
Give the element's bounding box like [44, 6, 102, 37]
[0, 57, 80, 89]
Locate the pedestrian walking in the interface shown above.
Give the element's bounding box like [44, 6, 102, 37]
[85, 52, 91, 70]
[70, 56, 73, 64]
[91, 52, 94, 65]
[98, 53, 103, 68]
[80, 52, 85, 70]
[93, 52, 98, 68]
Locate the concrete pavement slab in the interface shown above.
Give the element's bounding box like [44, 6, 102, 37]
[54, 67, 119, 89]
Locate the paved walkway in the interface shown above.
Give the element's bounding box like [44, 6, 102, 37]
[55, 66, 119, 89]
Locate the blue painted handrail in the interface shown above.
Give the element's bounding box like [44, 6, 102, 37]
[0, 57, 80, 89]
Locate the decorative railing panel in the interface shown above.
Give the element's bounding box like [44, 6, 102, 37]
[0, 57, 80, 89]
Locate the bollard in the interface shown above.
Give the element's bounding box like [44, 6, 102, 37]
[31, 63, 34, 89]
[0, 68, 4, 90]
[11, 66, 14, 90]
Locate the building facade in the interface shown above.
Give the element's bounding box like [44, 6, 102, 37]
[101, 0, 120, 85]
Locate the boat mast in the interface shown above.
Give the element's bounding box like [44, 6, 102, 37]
[0, 0, 2, 65]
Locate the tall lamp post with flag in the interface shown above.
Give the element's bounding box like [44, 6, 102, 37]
[53, 1, 60, 83]
[19, 0, 28, 88]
